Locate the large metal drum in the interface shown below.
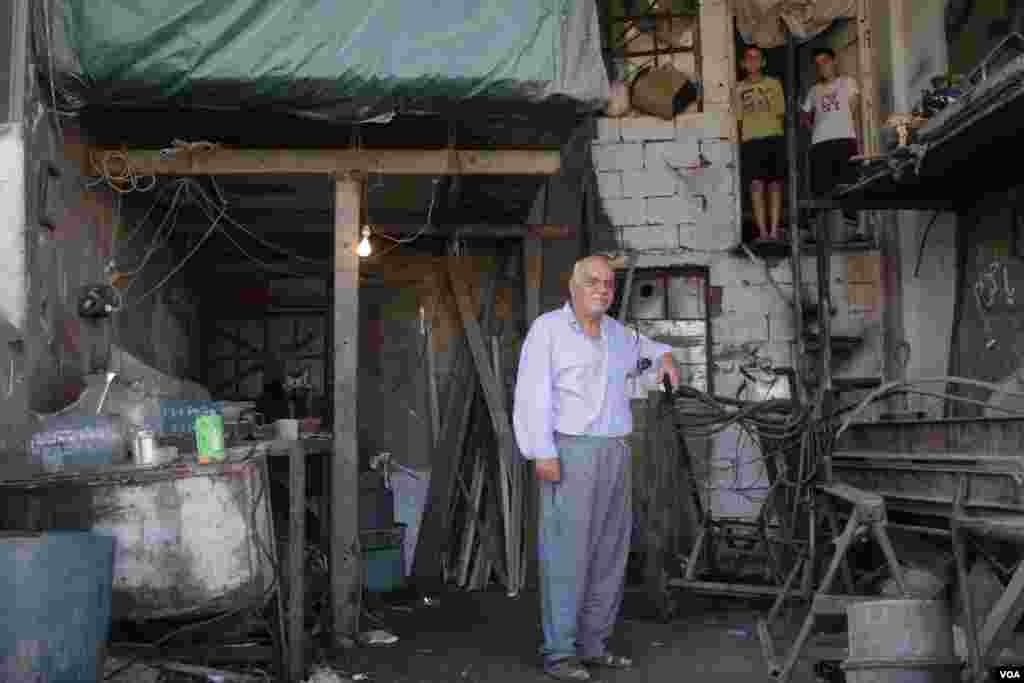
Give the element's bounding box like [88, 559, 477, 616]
[0, 459, 275, 621]
[843, 599, 961, 683]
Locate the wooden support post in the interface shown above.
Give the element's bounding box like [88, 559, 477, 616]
[332, 174, 361, 642]
[522, 233, 544, 590]
[288, 441, 306, 682]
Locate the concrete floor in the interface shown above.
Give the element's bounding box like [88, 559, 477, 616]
[333, 589, 827, 683]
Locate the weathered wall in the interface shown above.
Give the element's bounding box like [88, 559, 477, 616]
[873, 0, 958, 413]
[952, 187, 1024, 415]
[0, 33, 201, 474]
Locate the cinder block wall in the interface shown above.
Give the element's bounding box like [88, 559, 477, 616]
[588, 0, 884, 517]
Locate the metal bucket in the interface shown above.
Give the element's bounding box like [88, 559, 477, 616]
[843, 600, 961, 683]
[0, 531, 115, 682]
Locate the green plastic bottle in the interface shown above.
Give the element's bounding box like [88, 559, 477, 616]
[195, 413, 225, 464]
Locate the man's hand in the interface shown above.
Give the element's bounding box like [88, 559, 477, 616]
[535, 458, 561, 482]
[658, 352, 682, 389]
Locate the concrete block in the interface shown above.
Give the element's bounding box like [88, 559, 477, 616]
[768, 312, 796, 342]
[621, 167, 678, 198]
[595, 117, 622, 144]
[685, 218, 737, 252]
[847, 253, 882, 283]
[592, 143, 644, 172]
[645, 195, 699, 225]
[645, 140, 700, 169]
[677, 222, 700, 249]
[602, 197, 646, 226]
[620, 114, 676, 142]
[676, 112, 735, 141]
[769, 260, 795, 285]
[596, 171, 624, 199]
[722, 284, 791, 319]
[712, 312, 769, 344]
[701, 139, 737, 168]
[712, 254, 768, 285]
[618, 224, 677, 251]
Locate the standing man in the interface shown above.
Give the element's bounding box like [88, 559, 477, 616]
[735, 45, 787, 242]
[513, 255, 681, 682]
[801, 47, 862, 227]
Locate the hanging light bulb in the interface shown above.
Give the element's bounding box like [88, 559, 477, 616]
[356, 226, 372, 257]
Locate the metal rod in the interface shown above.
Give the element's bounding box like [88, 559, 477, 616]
[778, 514, 860, 683]
[786, 32, 806, 406]
[96, 371, 117, 415]
[817, 210, 833, 399]
[953, 477, 985, 682]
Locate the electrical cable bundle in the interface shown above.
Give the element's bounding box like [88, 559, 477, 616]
[661, 383, 810, 442]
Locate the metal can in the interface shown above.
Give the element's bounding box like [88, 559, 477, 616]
[134, 430, 157, 466]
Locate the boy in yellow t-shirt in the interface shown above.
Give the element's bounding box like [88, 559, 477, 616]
[735, 45, 786, 241]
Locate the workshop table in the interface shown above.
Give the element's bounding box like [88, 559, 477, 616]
[0, 436, 333, 683]
[237, 437, 333, 682]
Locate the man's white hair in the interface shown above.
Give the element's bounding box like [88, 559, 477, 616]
[570, 254, 612, 288]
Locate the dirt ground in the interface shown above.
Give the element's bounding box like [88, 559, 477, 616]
[328, 588, 829, 683]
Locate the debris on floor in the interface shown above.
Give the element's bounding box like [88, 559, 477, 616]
[303, 665, 350, 683]
[360, 629, 399, 646]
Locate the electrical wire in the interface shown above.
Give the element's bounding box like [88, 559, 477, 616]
[835, 375, 1024, 440]
[189, 187, 314, 278]
[127, 202, 227, 307]
[372, 178, 440, 245]
[120, 181, 190, 280]
[88, 150, 158, 194]
[40, 0, 65, 151]
[202, 179, 329, 265]
[115, 180, 190, 259]
[913, 210, 943, 277]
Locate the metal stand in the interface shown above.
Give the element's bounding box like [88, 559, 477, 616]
[953, 474, 1024, 681]
[759, 483, 906, 683]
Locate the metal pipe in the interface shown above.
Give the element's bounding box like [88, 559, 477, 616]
[96, 372, 117, 415]
[786, 32, 806, 406]
[817, 209, 832, 400]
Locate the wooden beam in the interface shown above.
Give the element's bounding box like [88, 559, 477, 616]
[86, 147, 561, 176]
[176, 217, 576, 239]
[332, 173, 361, 641]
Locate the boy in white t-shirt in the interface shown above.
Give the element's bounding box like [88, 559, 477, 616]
[801, 47, 862, 222]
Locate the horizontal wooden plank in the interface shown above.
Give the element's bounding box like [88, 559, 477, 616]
[176, 219, 575, 239]
[87, 147, 561, 176]
[812, 594, 881, 616]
